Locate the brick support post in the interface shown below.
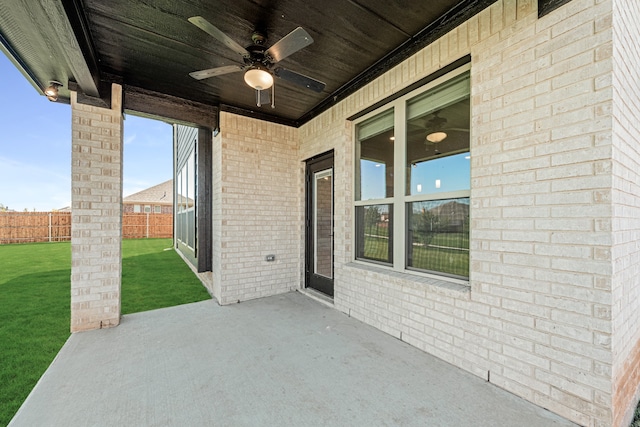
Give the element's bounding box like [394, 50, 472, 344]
[70, 84, 124, 332]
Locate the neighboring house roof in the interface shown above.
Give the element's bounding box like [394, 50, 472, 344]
[124, 180, 173, 205]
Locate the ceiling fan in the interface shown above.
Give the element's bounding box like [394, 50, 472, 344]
[424, 111, 469, 139]
[422, 111, 470, 154]
[188, 16, 326, 108]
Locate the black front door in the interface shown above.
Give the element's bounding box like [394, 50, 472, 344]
[305, 151, 334, 297]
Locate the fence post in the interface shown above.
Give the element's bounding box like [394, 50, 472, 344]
[49, 212, 52, 242]
[146, 212, 150, 239]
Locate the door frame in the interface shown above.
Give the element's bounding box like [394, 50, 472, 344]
[305, 150, 335, 297]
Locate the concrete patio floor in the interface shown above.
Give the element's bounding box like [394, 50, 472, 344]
[9, 291, 576, 427]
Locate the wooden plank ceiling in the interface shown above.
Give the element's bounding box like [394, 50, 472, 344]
[0, 0, 497, 127]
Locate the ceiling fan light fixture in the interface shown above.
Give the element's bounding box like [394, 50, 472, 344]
[426, 131, 447, 143]
[244, 66, 273, 90]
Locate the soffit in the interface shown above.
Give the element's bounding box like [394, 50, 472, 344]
[0, 0, 497, 127]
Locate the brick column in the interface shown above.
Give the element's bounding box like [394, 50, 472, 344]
[70, 84, 124, 332]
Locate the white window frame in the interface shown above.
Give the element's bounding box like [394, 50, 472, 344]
[353, 64, 471, 284]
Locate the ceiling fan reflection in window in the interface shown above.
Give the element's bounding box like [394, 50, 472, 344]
[423, 111, 469, 155]
[188, 16, 326, 108]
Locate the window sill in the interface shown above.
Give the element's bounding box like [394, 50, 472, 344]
[344, 261, 471, 299]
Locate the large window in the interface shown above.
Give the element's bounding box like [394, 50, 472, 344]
[176, 150, 196, 250]
[355, 67, 470, 279]
[355, 109, 394, 264]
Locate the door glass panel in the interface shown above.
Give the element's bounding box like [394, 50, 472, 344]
[314, 169, 333, 279]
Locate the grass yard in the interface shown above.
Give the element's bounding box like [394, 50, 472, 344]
[120, 239, 211, 314]
[410, 232, 469, 277]
[409, 245, 469, 277]
[0, 238, 210, 426]
[362, 233, 469, 277]
[362, 236, 391, 262]
[426, 232, 469, 249]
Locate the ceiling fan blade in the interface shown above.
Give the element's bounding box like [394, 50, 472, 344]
[266, 27, 313, 63]
[189, 65, 243, 80]
[188, 16, 249, 58]
[274, 67, 325, 93]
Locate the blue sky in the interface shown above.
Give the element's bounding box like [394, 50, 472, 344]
[0, 53, 173, 211]
[360, 152, 471, 200]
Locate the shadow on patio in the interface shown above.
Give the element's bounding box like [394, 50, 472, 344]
[9, 292, 576, 426]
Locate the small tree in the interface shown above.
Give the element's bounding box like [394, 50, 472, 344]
[414, 210, 440, 246]
[364, 206, 381, 235]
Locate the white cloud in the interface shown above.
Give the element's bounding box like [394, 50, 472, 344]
[124, 133, 137, 145]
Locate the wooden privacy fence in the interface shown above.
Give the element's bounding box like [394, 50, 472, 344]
[122, 213, 173, 239]
[0, 212, 71, 244]
[0, 212, 173, 244]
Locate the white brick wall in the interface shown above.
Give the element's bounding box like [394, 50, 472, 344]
[70, 84, 123, 332]
[216, 113, 301, 305]
[610, 1, 640, 426]
[204, 1, 640, 425]
[297, 0, 627, 425]
[211, 129, 223, 302]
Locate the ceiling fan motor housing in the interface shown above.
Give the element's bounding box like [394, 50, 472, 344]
[251, 31, 267, 45]
[245, 44, 271, 68]
[428, 112, 447, 129]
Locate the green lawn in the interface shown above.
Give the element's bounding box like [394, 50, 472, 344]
[0, 239, 211, 426]
[120, 239, 211, 314]
[362, 236, 391, 262]
[410, 232, 469, 277]
[361, 233, 469, 277]
[426, 232, 469, 249]
[410, 245, 469, 277]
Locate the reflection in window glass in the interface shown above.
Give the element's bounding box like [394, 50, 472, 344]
[356, 204, 393, 264]
[407, 198, 469, 278]
[354, 67, 471, 280]
[176, 172, 183, 213]
[176, 148, 197, 250]
[314, 171, 333, 279]
[187, 152, 196, 208]
[410, 152, 470, 195]
[406, 72, 470, 196]
[181, 170, 188, 209]
[360, 159, 387, 200]
[356, 109, 394, 201]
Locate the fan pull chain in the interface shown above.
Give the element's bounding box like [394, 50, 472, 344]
[256, 89, 261, 107]
[271, 83, 275, 109]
